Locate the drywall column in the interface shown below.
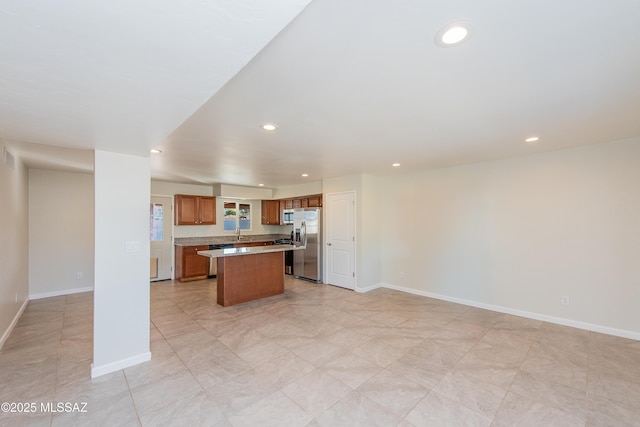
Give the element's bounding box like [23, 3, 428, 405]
[92, 150, 150, 377]
[0, 147, 29, 349]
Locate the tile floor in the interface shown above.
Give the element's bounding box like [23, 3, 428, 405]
[1, 277, 639, 426]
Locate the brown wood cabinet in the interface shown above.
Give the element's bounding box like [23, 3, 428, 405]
[217, 251, 284, 307]
[261, 200, 281, 225]
[260, 194, 323, 226]
[175, 245, 210, 282]
[280, 195, 322, 211]
[175, 194, 216, 225]
[307, 194, 322, 207]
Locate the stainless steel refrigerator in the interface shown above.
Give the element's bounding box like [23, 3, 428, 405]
[293, 208, 322, 283]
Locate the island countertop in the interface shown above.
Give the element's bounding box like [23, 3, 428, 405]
[197, 243, 301, 258]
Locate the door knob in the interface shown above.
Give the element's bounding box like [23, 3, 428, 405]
[327, 243, 332, 246]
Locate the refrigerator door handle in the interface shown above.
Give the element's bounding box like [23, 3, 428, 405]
[301, 220, 307, 248]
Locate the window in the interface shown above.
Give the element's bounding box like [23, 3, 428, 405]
[223, 201, 251, 232]
[150, 203, 164, 241]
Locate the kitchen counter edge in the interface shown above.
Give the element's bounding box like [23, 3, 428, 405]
[197, 244, 301, 258]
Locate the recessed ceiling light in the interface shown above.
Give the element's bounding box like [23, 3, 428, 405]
[525, 136, 540, 143]
[150, 149, 162, 154]
[435, 22, 472, 47]
[261, 123, 278, 131]
[301, 173, 309, 177]
[258, 183, 264, 187]
[392, 163, 401, 167]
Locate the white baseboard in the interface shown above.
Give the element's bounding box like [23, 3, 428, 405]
[0, 298, 29, 350]
[91, 351, 152, 378]
[372, 282, 640, 341]
[30, 286, 93, 300]
[355, 283, 382, 293]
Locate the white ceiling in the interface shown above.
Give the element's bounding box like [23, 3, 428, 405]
[0, 0, 312, 170]
[2, 0, 640, 189]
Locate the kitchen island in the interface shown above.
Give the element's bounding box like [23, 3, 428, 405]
[197, 244, 301, 307]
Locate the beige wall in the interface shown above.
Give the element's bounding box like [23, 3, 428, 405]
[360, 174, 381, 290]
[323, 174, 382, 291]
[272, 181, 323, 199]
[379, 137, 640, 336]
[0, 146, 29, 347]
[28, 169, 94, 297]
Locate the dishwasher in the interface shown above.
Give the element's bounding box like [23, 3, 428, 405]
[208, 244, 234, 277]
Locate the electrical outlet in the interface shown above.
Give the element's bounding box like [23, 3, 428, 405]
[76, 272, 83, 280]
[561, 296, 569, 305]
[399, 271, 405, 278]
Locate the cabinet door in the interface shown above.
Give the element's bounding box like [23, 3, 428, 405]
[199, 197, 216, 224]
[269, 200, 281, 224]
[308, 195, 322, 207]
[175, 195, 198, 225]
[292, 199, 302, 209]
[261, 200, 280, 225]
[182, 246, 209, 278]
[301, 198, 309, 208]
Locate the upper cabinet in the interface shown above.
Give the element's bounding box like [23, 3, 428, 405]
[307, 195, 322, 207]
[281, 195, 323, 210]
[175, 194, 216, 225]
[290, 194, 322, 209]
[242, 194, 326, 226]
[198, 197, 216, 224]
[262, 194, 323, 226]
[261, 200, 281, 225]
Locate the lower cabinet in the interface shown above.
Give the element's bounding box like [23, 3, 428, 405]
[175, 242, 276, 282]
[175, 245, 209, 282]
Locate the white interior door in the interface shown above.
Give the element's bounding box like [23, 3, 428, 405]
[150, 196, 172, 281]
[326, 191, 355, 290]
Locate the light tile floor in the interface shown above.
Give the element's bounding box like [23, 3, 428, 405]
[1, 277, 639, 426]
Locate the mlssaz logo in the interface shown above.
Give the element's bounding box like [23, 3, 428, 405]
[40, 402, 88, 413]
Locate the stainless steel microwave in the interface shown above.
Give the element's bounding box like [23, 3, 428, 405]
[282, 209, 294, 224]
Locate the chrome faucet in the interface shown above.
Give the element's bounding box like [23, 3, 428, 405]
[235, 225, 242, 241]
